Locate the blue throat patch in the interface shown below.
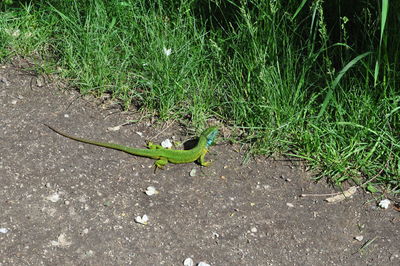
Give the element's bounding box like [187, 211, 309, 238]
[206, 130, 218, 148]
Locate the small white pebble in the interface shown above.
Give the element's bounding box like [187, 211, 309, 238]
[50, 233, 72, 247]
[354, 235, 364, 241]
[84, 250, 94, 257]
[11, 99, 18, 105]
[212, 232, 220, 238]
[251, 227, 257, 233]
[197, 262, 210, 266]
[64, 114, 69, 118]
[145, 186, 158, 196]
[36, 77, 44, 87]
[286, 203, 294, 208]
[136, 131, 143, 137]
[379, 199, 390, 209]
[107, 125, 121, 131]
[161, 139, 173, 148]
[183, 258, 194, 266]
[189, 168, 197, 177]
[135, 214, 149, 225]
[45, 193, 60, 203]
[0, 228, 9, 234]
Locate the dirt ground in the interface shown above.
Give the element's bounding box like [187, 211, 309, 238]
[0, 59, 399, 266]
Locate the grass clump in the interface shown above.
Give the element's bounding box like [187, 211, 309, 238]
[0, 0, 399, 192]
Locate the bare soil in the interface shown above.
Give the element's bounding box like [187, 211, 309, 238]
[1, 59, 399, 265]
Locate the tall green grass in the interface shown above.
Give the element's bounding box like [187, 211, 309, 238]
[0, 0, 398, 192]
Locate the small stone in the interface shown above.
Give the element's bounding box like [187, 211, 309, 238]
[0, 228, 9, 234]
[189, 168, 197, 177]
[84, 250, 94, 257]
[354, 235, 364, 241]
[251, 227, 257, 233]
[145, 186, 158, 196]
[286, 203, 294, 208]
[36, 77, 44, 87]
[45, 193, 60, 203]
[183, 258, 194, 266]
[135, 214, 149, 225]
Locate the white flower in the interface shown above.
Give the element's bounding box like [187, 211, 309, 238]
[163, 47, 172, 56]
[161, 138, 173, 148]
[379, 199, 390, 209]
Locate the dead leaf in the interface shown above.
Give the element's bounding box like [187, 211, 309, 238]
[51, 233, 72, 247]
[325, 186, 357, 203]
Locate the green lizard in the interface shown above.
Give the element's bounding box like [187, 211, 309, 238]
[46, 124, 218, 169]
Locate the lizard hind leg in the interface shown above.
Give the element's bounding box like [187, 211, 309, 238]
[147, 141, 165, 150]
[154, 157, 169, 173]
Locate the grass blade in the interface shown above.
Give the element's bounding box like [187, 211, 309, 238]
[374, 0, 389, 86]
[317, 52, 372, 119]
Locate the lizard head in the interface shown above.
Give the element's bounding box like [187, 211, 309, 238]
[201, 126, 219, 148]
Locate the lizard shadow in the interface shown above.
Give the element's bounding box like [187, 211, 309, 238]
[182, 137, 213, 167]
[182, 138, 199, 150]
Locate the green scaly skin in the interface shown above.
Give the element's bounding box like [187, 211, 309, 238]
[46, 125, 218, 169]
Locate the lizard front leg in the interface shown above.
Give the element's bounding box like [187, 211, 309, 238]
[198, 148, 211, 167]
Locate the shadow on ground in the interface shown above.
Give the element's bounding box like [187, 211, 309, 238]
[1, 59, 399, 265]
